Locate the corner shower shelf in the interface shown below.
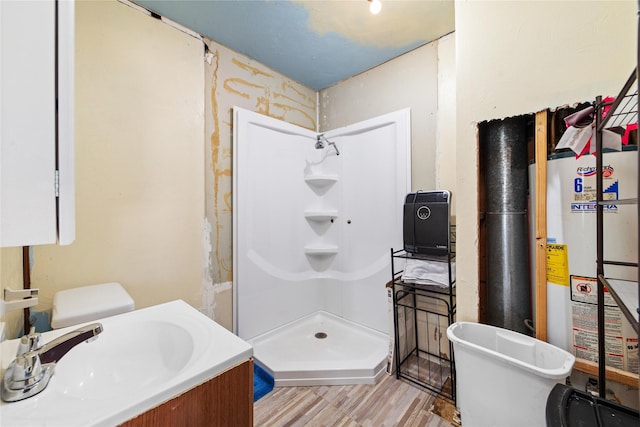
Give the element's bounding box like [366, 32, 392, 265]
[304, 174, 339, 189]
[304, 245, 338, 256]
[304, 210, 338, 222]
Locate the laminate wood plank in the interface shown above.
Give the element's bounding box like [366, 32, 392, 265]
[254, 373, 454, 426]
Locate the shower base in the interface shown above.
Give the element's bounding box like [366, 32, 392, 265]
[249, 311, 389, 386]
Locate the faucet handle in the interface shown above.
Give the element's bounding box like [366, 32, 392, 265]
[17, 327, 42, 356]
[11, 352, 43, 384]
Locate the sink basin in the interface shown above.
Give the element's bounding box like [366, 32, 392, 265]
[55, 320, 194, 399]
[0, 300, 253, 426]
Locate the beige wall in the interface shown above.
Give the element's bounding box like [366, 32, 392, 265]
[319, 41, 442, 193]
[1, 247, 24, 338]
[436, 33, 456, 208]
[454, 0, 637, 322]
[26, 0, 204, 330]
[319, 34, 457, 224]
[319, 35, 457, 215]
[201, 40, 317, 330]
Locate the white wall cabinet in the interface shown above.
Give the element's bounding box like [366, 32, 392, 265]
[0, 0, 75, 247]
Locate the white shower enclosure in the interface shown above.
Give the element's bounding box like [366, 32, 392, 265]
[232, 107, 410, 384]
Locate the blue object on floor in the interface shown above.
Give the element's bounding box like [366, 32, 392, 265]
[253, 363, 274, 402]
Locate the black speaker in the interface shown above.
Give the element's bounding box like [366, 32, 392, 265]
[403, 191, 451, 255]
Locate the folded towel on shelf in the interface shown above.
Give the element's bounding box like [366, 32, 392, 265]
[401, 258, 455, 288]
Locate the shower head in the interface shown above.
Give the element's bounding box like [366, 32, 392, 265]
[316, 135, 340, 155]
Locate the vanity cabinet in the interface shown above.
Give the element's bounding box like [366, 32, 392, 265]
[0, 0, 75, 247]
[120, 359, 254, 427]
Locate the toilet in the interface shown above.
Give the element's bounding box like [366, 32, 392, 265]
[50, 282, 135, 329]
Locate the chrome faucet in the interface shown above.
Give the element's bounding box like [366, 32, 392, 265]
[315, 134, 340, 156]
[1, 323, 103, 402]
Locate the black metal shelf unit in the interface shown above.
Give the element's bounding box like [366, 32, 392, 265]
[390, 226, 456, 403]
[594, 68, 640, 399]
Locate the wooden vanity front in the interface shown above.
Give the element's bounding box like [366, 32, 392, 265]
[120, 359, 254, 427]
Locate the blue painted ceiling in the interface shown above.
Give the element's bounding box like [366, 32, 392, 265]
[132, 0, 455, 90]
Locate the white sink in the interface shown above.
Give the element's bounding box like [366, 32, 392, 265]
[0, 300, 253, 426]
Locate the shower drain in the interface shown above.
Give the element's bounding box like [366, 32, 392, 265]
[315, 332, 327, 339]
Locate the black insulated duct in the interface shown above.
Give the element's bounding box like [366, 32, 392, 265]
[482, 116, 532, 335]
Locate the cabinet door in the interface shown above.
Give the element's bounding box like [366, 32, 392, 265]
[0, 0, 74, 247]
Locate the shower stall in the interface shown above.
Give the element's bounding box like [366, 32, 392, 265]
[232, 107, 411, 385]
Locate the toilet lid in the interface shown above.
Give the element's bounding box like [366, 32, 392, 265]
[51, 282, 135, 329]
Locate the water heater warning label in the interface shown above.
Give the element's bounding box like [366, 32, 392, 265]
[546, 244, 569, 286]
[569, 276, 637, 374]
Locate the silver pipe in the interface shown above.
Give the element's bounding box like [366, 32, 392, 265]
[482, 117, 532, 335]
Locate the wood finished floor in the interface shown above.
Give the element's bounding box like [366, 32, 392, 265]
[253, 373, 453, 427]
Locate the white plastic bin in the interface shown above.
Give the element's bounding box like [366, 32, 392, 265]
[447, 322, 575, 427]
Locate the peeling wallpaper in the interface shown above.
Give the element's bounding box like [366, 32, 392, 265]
[202, 38, 317, 329]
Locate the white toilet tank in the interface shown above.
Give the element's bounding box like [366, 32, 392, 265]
[51, 282, 135, 329]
